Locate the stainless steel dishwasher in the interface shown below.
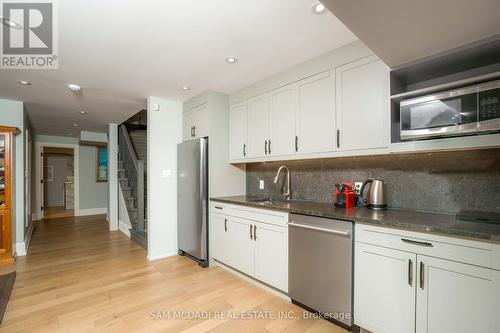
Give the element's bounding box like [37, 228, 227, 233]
[289, 213, 353, 330]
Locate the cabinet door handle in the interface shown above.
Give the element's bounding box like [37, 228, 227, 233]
[193, 126, 196, 137]
[243, 144, 246, 157]
[268, 140, 271, 154]
[408, 259, 413, 286]
[295, 135, 298, 152]
[224, 218, 227, 232]
[264, 140, 268, 155]
[336, 129, 340, 149]
[253, 225, 257, 241]
[214, 206, 223, 210]
[250, 224, 253, 240]
[420, 261, 425, 290]
[401, 238, 433, 247]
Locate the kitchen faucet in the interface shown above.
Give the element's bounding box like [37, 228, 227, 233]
[273, 166, 291, 200]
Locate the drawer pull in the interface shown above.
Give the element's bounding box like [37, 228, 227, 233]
[288, 222, 349, 236]
[420, 261, 425, 290]
[408, 259, 413, 286]
[214, 206, 223, 210]
[401, 238, 433, 247]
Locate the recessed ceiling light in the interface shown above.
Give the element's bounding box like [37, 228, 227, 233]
[72, 123, 78, 127]
[68, 84, 81, 92]
[79, 110, 87, 114]
[225, 56, 238, 64]
[1, 17, 22, 29]
[310, 1, 327, 14]
[182, 86, 190, 91]
[17, 80, 32, 86]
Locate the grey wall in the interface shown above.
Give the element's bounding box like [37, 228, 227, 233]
[79, 145, 107, 210]
[44, 154, 73, 207]
[246, 149, 500, 214]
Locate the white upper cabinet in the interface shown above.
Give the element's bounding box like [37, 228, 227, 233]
[335, 56, 390, 151]
[194, 103, 209, 138]
[296, 71, 335, 154]
[269, 84, 297, 157]
[183, 109, 196, 141]
[229, 101, 248, 160]
[227, 50, 391, 162]
[247, 93, 270, 158]
[183, 103, 209, 141]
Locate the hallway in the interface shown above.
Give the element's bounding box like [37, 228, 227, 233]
[0, 215, 344, 333]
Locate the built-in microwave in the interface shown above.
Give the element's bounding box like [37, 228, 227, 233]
[400, 80, 500, 141]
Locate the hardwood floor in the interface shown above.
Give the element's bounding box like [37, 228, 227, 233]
[0, 215, 347, 333]
[43, 207, 74, 219]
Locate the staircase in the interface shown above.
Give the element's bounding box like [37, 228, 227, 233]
[118, 125, 147, 249]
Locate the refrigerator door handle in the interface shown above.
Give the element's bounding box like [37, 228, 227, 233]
[199, 138, 209, 261]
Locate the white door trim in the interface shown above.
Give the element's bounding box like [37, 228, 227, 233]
[35, 142, 79, 220]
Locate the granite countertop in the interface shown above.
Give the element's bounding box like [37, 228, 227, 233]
[211, 196, 500, 243]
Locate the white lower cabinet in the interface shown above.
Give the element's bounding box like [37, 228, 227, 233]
[211, 213, 229, 263]
[354, 224, 500, 333]
[210, 203, 288, 292]
[226, 217, 255, 276]
[416, 256, 498, 333]
[254, 221, 288, 292]
[355, 243, 416, 333]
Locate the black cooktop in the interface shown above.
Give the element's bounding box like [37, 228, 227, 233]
[456, 210, 500, 225]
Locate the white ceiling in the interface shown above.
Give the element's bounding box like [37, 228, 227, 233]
[322, 0, 500, 68]
[0, 0, 356, 137]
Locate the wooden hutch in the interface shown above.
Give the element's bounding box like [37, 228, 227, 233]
[0, 126, 18, 264]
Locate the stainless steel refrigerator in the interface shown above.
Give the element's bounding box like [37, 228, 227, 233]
[177, 137, 209, 267]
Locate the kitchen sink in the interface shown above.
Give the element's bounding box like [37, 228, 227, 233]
[250, 198, 274, 204]
[249, 197, 291, 207]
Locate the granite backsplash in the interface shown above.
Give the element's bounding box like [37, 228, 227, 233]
[246, 149, 500, 214]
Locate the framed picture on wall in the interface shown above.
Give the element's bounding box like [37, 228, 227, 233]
[96, 147, 108, 182]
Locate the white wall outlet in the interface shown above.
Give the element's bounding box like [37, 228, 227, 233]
[162, 169, 172, 178]
[259, 180, 265, 190]
[354, 182, 363, 195]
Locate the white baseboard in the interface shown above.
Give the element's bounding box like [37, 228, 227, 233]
[147, 251, 178, 261]
[76, 207, 107, 216]
[215, 260, 290, 302]
[15, 242, 27, 257]
[24, 221, 35, 254]
[118, 220, 131, 237]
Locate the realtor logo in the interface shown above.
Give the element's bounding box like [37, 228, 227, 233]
[1, 0, 58, 69]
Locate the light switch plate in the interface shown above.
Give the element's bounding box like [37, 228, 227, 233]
[354, 182, 363, 195]
[259, 180, 265, 190]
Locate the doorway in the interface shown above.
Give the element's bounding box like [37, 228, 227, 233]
[42, 147, 74, 219]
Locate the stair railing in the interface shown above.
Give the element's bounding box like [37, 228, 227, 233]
[118, 124, 145, 232]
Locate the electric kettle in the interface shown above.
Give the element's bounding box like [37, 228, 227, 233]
[359, 178, 386, 210]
